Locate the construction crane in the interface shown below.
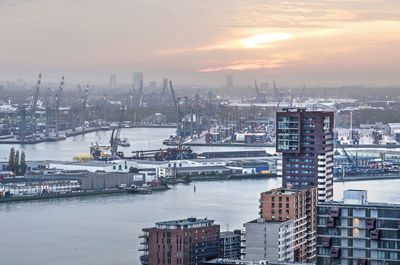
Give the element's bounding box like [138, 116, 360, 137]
[289, 89, 294, 107]
[31, 73, 41, 140]
[273, 80, 279, 102]
[161, 78, 168, 105]
[139, 80, 144, 107]
[81, 85, 89, 131]
[255, 80, 261, 103]
[274, 81, 283, 108]
[55, 76, 64, 137]
[169, 80, 181, 140]
[339, 142, 353, 164]
[110, 103, 125, 158]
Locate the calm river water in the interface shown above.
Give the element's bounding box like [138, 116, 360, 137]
[0, 128, 399, 265]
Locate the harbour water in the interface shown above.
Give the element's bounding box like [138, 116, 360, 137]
[0, 127, 271, 161]
[1, 128, 400, 265]
[1, 178, 400, 265]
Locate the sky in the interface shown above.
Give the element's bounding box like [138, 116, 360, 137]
[1, 0, 400, 87]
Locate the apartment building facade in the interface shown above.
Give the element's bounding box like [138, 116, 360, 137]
[243, 218, 294, 262]
[259, 187, 318, 263]
[276, 108, 334, 202]
[317, 190, 400, 265]
[139, 217, 220, 265]
[219, 230, 242, 259]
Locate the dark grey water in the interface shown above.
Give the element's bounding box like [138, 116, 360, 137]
[1, 178, 400, 265]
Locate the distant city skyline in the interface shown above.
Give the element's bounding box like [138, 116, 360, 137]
[1, 0, 400, 86]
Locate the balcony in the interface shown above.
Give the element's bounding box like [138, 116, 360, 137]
[326, 216, 335, 228]
[366, 218, 376, 230]
[138, 232, 149, 238]
[140, 254, 149, 265]
[321, 236, 331, 247]
[138, 245, 149, 251]
[330, 247, 340, 258]
[370, 229, 380, 240]
[330, 206, 340, 218]
[357, 259, 367, 265]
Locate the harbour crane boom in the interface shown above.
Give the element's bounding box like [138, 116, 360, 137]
[32, 73, 41, 115]
[273, 80, 278, 102]
[81, 85, 89, 130]
[110, 103, 125, 157]
[31, 73, 41, 139]
[55, 76, 64, 137]
[255, 80, 261, 103]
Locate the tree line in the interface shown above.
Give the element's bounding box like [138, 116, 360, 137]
[8, 147, 27, 176]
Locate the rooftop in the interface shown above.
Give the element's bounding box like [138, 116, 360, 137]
[153, 217, 216, 230]
[319, 189, 400, 208]
[263, 187, 305, 196]
[220, 230, 241, 238]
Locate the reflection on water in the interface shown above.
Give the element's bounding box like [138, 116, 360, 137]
[1, 178, 400, 265]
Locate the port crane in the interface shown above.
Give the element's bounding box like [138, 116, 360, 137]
[110, 103, 125, 158]
[81, 85, 89, 131]
[138, 80, 144, 107]
[289, 89, 294, 107]
[274, 81, 283, 108]
[55, 76, 64, 137]
[31, 73, 41, 140]
[160, 78, 168, 105]
[169, 80, 181, 141]
[273, 80, 279, 102]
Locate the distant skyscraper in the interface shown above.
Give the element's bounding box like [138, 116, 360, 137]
[109, 74, 116, 89]
[161, 78, 168, 104]
[260, 82, 268, 90]
[133, 72, 143, 95]
[226, 75, 233, 90]
[149, 81, 156, 91]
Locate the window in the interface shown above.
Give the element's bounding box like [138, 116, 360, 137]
[318, 247, 329, 255]
[318, 217, 326, 225]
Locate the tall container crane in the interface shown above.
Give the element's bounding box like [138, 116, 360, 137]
[81, 85, 89, 131]
[55, 76, 64, 137]
[31, 73, 41, 140]
[169, 80, 180, 140]
[110, 103, 125, 158]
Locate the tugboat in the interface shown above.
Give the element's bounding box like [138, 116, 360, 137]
[116, 137, 131, 147]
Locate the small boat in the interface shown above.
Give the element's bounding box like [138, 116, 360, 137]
[117, 138, 131, 147]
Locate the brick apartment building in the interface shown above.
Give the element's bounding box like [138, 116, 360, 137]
[276, 108, 334, 202]
[259, 186, 318, 263]
[139, 217, 220, 265]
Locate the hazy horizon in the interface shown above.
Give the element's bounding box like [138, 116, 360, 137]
[1, 0, 400, 87]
